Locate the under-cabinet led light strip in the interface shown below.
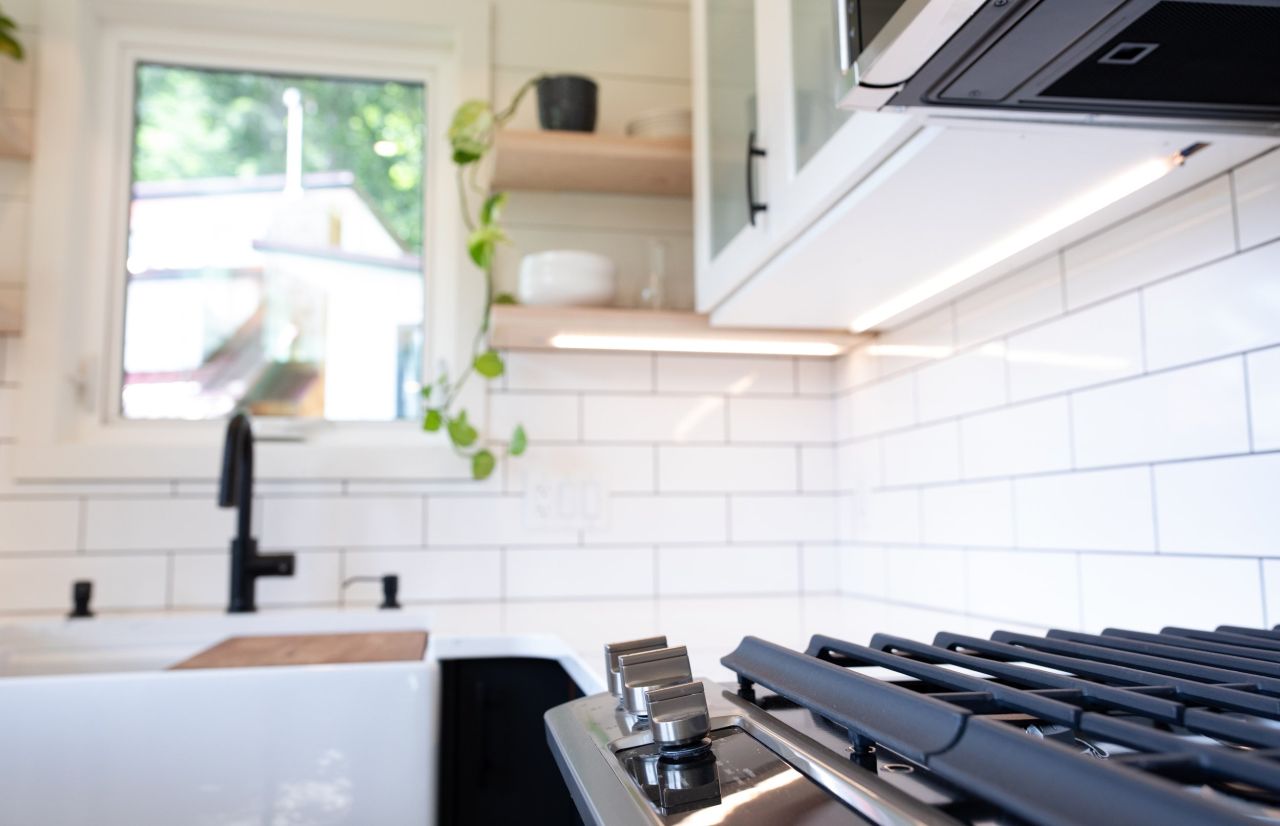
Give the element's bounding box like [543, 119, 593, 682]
[849, 143, 1207, 333]
[549, 334, 844, 357]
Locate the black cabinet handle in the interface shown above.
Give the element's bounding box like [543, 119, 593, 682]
[746, 130, 767, 227]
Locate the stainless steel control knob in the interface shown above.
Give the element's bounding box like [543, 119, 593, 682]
[618, 645, 693, 716]
[603, 636, 668, 699]
[645, 681, 711, 751]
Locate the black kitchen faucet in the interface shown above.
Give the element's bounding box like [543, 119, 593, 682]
[219, 411, 294, 613]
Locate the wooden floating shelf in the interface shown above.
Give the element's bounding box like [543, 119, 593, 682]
[490, 304, 862, 357]
[490, 130, 692, 197]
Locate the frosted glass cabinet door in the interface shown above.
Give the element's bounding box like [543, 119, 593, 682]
[706, 0, 760, 257]
[790, 0, 857, 172]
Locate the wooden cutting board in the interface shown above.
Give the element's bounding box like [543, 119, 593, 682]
[170, 631, 428, 670]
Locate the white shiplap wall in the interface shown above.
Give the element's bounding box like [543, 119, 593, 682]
[834, 146, 1280, 633]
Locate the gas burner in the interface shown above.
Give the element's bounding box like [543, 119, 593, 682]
[548, 624, 1280, 825]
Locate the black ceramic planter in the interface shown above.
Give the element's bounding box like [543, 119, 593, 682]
[537, 75, 598, 133]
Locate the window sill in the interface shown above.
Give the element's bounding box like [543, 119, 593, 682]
[12, 441, 470, 482]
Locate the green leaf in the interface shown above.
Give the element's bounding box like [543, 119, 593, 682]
[422, 409, 442, 432]
[492, 293, 518, 306]
[419, 384, 432, 399]
[0, 30, 23, 61]
[471, 449, 496, 480]
[467, 225, 507, 269]
[473, 350, 504, 379]
[480, 192, 507, 227]
[509, 425, 527, 457]
[447, 100, 494, 166]
[447, 411, 478, 448]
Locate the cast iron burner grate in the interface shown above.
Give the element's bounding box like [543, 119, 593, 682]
[722, 623, 1280, 825]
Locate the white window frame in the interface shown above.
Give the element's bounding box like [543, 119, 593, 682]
[18, 0, 491, 480]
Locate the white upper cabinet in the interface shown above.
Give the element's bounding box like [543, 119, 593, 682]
[693, 0, 918, 313]
[693, 1, 1279, 334]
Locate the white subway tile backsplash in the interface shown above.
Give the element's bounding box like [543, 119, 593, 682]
[729, 494, 837, 543]
[872, 306, 954, 377]
[1006, 295, 1144, 401]
[488, 392, 579, 443]
[887, 547, 966, 612]
[1064, 177, 1235, 310]
[506, 546, 653, 599]
[960, 398, 1072, 479]
[1234, 148, 1280, 250]
[915, 350, 1007, 422]
[655, 355, 794, 395]
[585, 495, 726, 545]
[262, 497, 423, 549]
[0, 500, 79, 553]
[1143, 240, 1280, 370]
[505, 351, 652, 392]
[658, 445, 796, 492]
[84, 498, 233, 552]
[799, 445, 836, 492]
[1014, 468, 1155, 551]
[344, 548, 501, 602]
[836, 440, 881, 492]
[796, 359, 834, 396]
[1247, 347, 1280, 451]
[428, 496, 577, 546]
[840, 546, 888, 597]
[584, 395, 724, 442]
[1079, 554, 1264, 630]
[834, 348, 878, 394]
[965, 549, 1080, 627]
[1156, 453, 1280, 556]
[857, 489, 920, 544]
[508, 445, 654, 493]
[1071, 358, 1250, 467]
[1265, 560, 1280, 628]
[849, 374, 916, 438]
[657, 545, 799, 596]
[1, 134, 1278, 631]
[881, 421, 960, 486]
[921, 480, 1014, 548]
[954, 255, 1063, 349]
[802, 545, 839, 593]
[0, 555, 167, 613]
[728, 397, 832, 443]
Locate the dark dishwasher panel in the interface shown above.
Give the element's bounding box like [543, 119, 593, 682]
[438, 658, 585, 826]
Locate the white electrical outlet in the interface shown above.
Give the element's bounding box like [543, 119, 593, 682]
[523, 473, 610, 530]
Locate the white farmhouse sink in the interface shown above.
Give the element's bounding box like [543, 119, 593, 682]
[0, 611, 435, 826]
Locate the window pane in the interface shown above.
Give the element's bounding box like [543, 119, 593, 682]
[123, 64, 426, 421]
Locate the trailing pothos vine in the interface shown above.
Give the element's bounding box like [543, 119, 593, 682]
[0, 6, 23, 61]
[422, 76, 543, 480]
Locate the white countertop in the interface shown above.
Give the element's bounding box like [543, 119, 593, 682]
[1, 595, 1052, 685]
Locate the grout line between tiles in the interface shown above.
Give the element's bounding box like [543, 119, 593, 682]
[1241, 355, 1256, 452]
[1260, 558, 1269, 628]
[1148, 465, 1161, 552]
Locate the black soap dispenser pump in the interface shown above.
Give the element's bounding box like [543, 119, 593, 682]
[68, 580, 94, 619]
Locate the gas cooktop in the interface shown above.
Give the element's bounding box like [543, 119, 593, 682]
[545, 624, 1280, 825]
